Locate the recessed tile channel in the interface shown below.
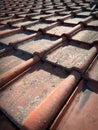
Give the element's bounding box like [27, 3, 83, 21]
[13, 20, 37, 27]
[64, 17, 85, 24]
[72, 29, 98, 44]
[47, 25, 72, 36]
[0, 30, 35, 45]
[27, 21, 53, 31]
[45, 15, 66, 21]
[0, 49, 32, 75]
[45, 41, 95, 71]
[0, 26, 17, 33]
[18, 34, 58, 54]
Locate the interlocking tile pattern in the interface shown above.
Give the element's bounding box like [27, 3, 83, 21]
[0, 0, 98, 130]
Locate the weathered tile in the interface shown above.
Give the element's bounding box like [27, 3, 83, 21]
[0, 31, 34, 45]
[18, 34, 58, 54]
[46, 42, 96, 71]
[72, 30, 98, 44]
[0, 61, 68, 125]
[47, 25, 72, 36]
[50, 80, 98, 130]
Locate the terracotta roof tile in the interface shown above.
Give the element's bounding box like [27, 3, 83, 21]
[0, 0, 98, 130]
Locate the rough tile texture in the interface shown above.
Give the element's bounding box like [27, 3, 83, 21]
[46, 16, 65, 21]
[0, 50, 31, 74]
[18, 35, 58, 53]
[46, 43, 95, 71]
[13, 21, 35, 27]
[0, 31, 34, 44]
[47, 25, 72, 36]
[0, 0, 98, 130]
[0, 61, 68, 125]
[72, 30, 98, 44]
[27, 22, 52, 31]
[50, 81, 98, 130]
[64, 17, 84, 24]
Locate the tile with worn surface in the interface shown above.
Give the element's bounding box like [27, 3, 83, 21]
[0, 0, 98, 129]
[46, 15, 66, 21]
[0, 18, 21, 24]
[77, 11, 90, 17]
[50, 80, 98, 130]
[0, 61, 68, 126]
[46, 42, 95, 71]
[0, 31, 34, 45]
[64, 17, 85, 24]
[47, 25, 72, 36]
[27, 22, 52, 31]
[0, 50, 31, 75]
[72, 30, 98, 44]
[18, 34, 58, 54]
[58, 11, 71, 15]
[13, 20, 36, 27]
[31, 14, 52, 19]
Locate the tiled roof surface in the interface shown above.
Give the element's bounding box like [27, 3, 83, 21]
[0, 0, 98, 130]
